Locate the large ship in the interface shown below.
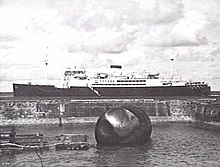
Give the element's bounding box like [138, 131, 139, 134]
[13, 62, 211, 97]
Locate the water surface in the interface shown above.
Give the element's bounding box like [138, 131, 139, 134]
[0, 123, 219, 166]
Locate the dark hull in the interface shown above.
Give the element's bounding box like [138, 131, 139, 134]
[93, 85, 211, 97]
[13, 84, 98, 97]
[13, 83, 211, 97]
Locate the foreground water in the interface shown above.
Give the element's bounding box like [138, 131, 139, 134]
[1, 95, 220, 166]
[0, 123, 219, 167]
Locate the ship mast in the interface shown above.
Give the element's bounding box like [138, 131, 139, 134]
[170, 58, 174, 79]
[44, 46, 49, 84]
[170, 53, 180, 80]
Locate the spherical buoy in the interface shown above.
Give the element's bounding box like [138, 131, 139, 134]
[95, 105, 152, 146]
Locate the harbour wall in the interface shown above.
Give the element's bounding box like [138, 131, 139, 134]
[0, 98, 219, 125]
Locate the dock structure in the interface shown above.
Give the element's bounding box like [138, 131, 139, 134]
[15, 134, 48, 148]
[0, 126, 49, 154]
[0, 127, 91, 154]
[0, 126, 16, 144]
[55, 134, 89, 150]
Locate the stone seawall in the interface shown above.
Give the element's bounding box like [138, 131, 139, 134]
[0, 98, 219, 126]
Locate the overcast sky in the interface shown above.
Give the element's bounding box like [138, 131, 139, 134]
[0, 0, 220, 91]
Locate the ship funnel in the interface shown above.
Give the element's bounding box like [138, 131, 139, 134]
[110, 65, 122, 69]
[110, 65, 122, 76]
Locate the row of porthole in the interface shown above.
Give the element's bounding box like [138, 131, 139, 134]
[95, 80, 146, 83]
[92, 84, 146, 86]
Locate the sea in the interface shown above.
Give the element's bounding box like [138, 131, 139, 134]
[0, 93, 220, 167]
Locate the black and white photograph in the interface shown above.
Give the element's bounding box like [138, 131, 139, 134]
[0, 0, 220, 166]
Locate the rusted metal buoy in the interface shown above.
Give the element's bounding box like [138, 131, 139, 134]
[95, 105, 152, 146]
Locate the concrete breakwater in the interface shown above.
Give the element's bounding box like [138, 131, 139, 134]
[0, 98, 220, 126]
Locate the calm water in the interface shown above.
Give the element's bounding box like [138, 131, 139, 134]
[0, 123, 219, 167]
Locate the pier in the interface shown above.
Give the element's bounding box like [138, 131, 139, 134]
[0, 97, 219, 126]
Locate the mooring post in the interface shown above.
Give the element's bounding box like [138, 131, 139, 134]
[59, 102, 65, 127]
[59, 117, 62, 127]
[9, 126, 16, 143]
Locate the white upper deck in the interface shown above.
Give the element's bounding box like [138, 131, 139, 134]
[89, 65, 187, 87]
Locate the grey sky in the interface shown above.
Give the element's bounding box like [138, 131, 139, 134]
[0, 0, 220, 91]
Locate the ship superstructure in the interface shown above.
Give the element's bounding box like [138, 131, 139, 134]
[63, 66, 89, 88]
[87, 65, 210, 96]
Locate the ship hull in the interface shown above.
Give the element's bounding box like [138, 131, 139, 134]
[13, 83, 210, 97]
[93, 85, 211, 97]
[13, 84, 98, 97]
